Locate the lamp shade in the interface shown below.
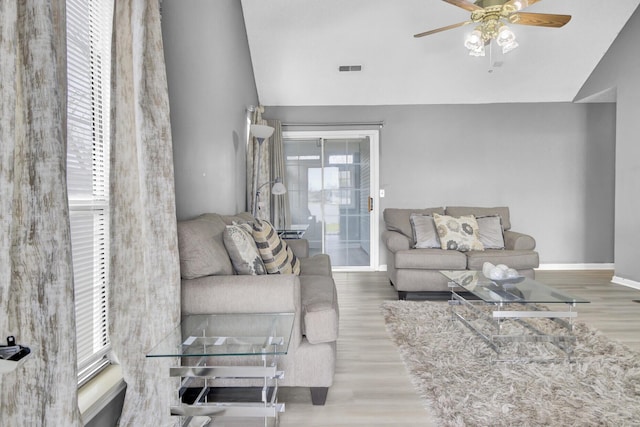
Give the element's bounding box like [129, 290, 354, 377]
[250, 124, 274, 140]
[271, 178, 287, 195]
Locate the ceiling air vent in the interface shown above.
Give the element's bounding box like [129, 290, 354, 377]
[339, 65, 362, 72]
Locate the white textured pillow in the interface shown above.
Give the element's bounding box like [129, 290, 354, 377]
[476, 215, 505, 249]
[410, 214, 440, 249]
[433, 213, 484, 252]
[223, 223, 266, 275]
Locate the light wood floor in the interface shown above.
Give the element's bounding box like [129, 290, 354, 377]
[279, 270, 640, 426]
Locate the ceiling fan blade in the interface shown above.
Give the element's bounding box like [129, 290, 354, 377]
[442, 0, 482, 12]
[414, 21, 472, 38]
[512, 12, 571, 28]
[504, 0, 542, 11]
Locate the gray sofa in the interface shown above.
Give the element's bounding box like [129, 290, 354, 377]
[177, 212, 339, 405]
[382, 206, 539, 299]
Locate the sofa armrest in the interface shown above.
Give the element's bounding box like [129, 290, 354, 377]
[382, 230, 411, 252]
[181, 274, 301, 315]
[285, 238, 309, 258]
[503, 230, 536, 251]
[300, 254, 332, 277]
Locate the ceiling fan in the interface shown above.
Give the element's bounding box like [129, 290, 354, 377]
[414, 0, 571, 55]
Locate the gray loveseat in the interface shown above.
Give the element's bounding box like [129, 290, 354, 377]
[177, 212, 339, 405]
[382, 206, 539, 299]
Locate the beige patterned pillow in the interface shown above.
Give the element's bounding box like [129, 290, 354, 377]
[433, 213, 484, 252]
[252, 219, 301, 275]
[223, 223, 266, 275]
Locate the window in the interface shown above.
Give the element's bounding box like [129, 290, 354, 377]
[66, 0, 114, 386]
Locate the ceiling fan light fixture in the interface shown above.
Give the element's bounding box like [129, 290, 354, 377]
[464, 29, 485, 52]
[500, 39, 519, 54]
[468, 45, 486, 57]
[496, 25, 519, 54]
[414, 0, 571, 59]
[511, 1, 523, 11]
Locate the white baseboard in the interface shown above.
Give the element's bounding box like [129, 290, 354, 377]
[537, 263, 614, 270]
[611, 276, 640, 291]
[378, 264, 613, 272]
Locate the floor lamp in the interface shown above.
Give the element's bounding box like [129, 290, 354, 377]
[250, 124, 276, 218]
[254, 177, 287, 218]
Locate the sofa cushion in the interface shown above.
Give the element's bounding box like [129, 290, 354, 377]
[284, 238, 309, 258]
[395, 248, 468, 270]
[299, 275, 339, 344]
[253, 219, 301, 275]
[410, 214, 440, 249]
[466, 250, 540, 270]
[445, 206, 511, 230]
[433, 213, 484, 252]
[177, 214, 234, 279]
[223, 223, 267, 275]
[221, 212, 255, 225]
[476, 215, 505, 249]
[384, 207, 445, 244]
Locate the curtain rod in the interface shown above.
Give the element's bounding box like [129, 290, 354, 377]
[281, 121, 384, 128]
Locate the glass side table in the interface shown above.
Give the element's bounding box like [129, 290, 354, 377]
[277, 224, 309, 239]
[147, 313, 295, 427]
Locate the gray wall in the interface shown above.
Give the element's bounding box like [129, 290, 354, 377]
[159, 0, 632, 274]
[265, 104, 616, 267]
[576, 6, 640, 282]
[162, 0, 258, 220]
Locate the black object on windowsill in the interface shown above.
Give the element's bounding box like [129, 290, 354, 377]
[1, 336, 30, 361]
[0, 336, 31, 373]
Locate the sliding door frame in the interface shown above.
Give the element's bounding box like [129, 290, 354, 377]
[283, 129, 380, 271]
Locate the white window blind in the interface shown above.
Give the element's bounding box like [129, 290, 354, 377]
[66, 0, 114, 386]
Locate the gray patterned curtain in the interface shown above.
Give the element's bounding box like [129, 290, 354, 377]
[109, 0, 181, 425]
[0, 1, 83, 425]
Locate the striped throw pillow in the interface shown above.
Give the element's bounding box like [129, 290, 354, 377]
[252, 219, 301, 275]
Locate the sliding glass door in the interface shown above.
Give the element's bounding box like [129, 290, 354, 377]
[283, 130, 378, 269]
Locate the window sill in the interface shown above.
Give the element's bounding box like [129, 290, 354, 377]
[78, 364, 126, 424]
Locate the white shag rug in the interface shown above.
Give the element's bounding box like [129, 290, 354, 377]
[381, 300, 640, 427]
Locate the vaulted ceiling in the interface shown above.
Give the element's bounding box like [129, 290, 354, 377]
[241, 0, 640, 105]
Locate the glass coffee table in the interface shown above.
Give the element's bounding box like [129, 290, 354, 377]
[441, 271, 589, 362]
[147, 313, 295, 426]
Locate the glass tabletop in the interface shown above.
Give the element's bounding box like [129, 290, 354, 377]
[146, 313, 295, 358]
[277, 224, 309, 239]
[441, 270, 590, 304]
